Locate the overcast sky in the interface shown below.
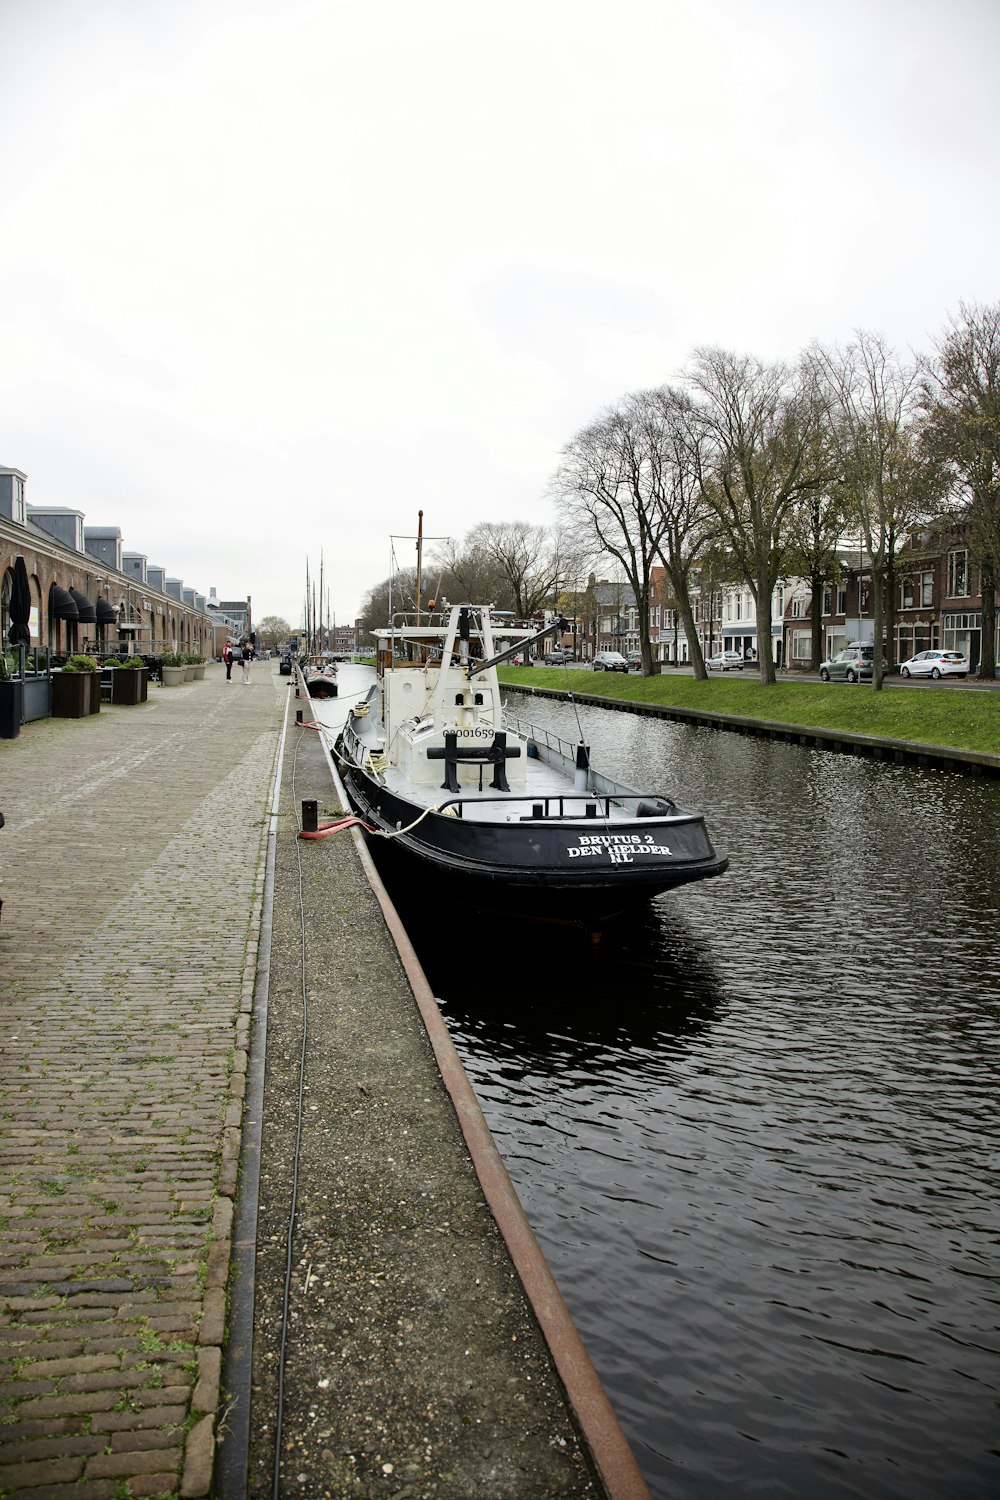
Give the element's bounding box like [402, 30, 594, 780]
[1, 0, 997, 628]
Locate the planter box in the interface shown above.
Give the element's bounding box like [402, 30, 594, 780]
[0, 680, 23, 739]
[111, 668, 149, 705]
[183, 665, 195, 680]
[52, 671, 100, 718]
[192, 664, 206, 680]
[22, 676, 51, 723]
[161, 665, 187, 686]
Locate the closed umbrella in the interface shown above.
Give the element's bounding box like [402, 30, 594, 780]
[8, 556, 31, 647]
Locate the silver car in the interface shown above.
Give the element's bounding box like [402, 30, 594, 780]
[592, 651, 628, 672]
[706, 650, 744, 671]
[820, 645, 877, 682]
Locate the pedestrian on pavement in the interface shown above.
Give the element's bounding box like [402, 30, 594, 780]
[223, 641, 234, 681]
[241, 639, 254, 684]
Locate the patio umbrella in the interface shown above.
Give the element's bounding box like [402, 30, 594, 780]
[8, 555, 30, 647]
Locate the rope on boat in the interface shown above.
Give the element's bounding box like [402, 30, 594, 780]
[294, 722, 448, 842]
[296, 801, 448, 842]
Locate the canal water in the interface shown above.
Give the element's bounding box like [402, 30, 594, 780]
[370, 691, 1000, 1500]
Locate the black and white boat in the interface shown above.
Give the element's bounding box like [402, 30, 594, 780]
[305, 660, 338, 698]
[334, 603, 727, 919]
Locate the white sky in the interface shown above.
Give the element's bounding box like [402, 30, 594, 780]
[1, 0, 997, 627]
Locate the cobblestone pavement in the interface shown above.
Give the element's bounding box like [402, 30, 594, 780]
[237, 709, 604, 1500]
[0, 666, 286, 1498]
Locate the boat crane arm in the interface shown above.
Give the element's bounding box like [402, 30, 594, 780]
[466, 616, 569, 678]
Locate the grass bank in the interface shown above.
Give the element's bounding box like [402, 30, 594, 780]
[497, 666, 1000, 758]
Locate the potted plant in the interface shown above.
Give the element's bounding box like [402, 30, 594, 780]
[0, 652, 23, 739]
[188, 652, 206, 680]
[53, 654, 101, 717]
[103, 656, 149, 705]
[160, 651, 187, 687]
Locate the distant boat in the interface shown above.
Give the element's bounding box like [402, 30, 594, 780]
[334, 602, 727, 920]
[305, 661, 338, 699]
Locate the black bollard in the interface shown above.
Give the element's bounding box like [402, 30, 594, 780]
[301, 799, 318, 833]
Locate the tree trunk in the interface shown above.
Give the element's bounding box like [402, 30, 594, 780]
[980, 556, 997, 680]
[659, 555, 707, 679]
[755, 565, 776, 685]
[871, 564, 886, 692]
[810, 570, 825, 669]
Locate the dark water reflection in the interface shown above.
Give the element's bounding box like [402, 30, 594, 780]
[376, 697, 1000, 1500]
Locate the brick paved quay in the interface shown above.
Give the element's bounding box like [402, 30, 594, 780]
[1, 663, 646, 1500]
[0, 665, 285, 1498]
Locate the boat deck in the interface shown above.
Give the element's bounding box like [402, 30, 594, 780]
[329, 676, 670, 828]
[378, 756, 624, 822]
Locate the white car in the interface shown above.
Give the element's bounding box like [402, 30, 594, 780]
[706, 650, 744, 671]
[899, 649, 969, 679]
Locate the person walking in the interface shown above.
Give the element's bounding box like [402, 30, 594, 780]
[222, 641, 234, 681]
[241, 639, 253, 685]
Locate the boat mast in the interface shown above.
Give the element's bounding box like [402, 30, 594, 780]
[415, 509, 423, 628]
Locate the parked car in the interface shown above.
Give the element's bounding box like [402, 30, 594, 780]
[544, 648, 568, 664]
[898, 649, 969, 679]
[706, 650, 744, 671]
[819, 644, 882, 682]
[626, 651, 642, 670]
[592, 651, 628, 672]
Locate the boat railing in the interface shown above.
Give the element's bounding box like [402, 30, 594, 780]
[434, 791, 677, 821]
[502, 711, 577, 762]
[339, 718, 368, 768]
[436, 792, 613, 820]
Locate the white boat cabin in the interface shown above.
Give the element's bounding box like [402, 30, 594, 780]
[374, 605, 532, 791]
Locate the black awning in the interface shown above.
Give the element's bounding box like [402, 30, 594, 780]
[69, 588, 97, 624]
[50, 585, 79, 621]
[95, 598, 118, 626]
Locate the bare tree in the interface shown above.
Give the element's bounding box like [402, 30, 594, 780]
[644, 386, 720, 678]
[554, 397, 670, 670]
[685, 348, 830, 685]
[358, 569, 419, 637]
[921, 301, 1000, 680]
[429, 535, 508, 610]
[783, 482, 851, 670]
[256, 614, 291, 651]
[462, 521, 561, 619]
[813, 332, 939, 689]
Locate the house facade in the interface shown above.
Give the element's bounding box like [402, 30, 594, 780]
[778, 528, 994, 671]
[639, 526, 997, 672]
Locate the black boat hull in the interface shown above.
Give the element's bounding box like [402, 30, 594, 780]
[337, 760, 728, 908]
